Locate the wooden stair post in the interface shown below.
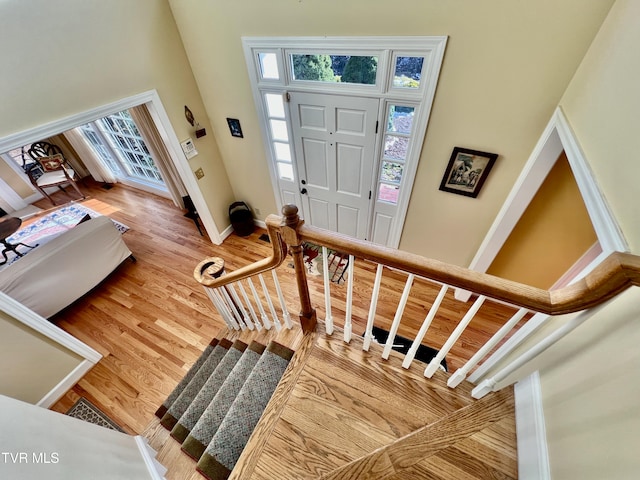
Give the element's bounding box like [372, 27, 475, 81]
[281, 204, 317, 334]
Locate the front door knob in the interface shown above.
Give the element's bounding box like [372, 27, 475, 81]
[300, 188, 308, 195]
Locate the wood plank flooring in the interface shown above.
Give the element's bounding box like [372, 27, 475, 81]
[32, 182, 522, 471]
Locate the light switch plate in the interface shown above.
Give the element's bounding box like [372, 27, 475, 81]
[195, 168, 205, 179]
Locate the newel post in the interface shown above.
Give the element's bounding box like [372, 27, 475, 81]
[281, 205, 317, 334]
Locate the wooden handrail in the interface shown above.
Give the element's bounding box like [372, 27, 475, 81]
[193, 214, 287, 288]
[194, 206, 640, 317]
[298, 224, 640, 315]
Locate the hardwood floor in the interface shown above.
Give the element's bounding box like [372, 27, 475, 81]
[40, 180, 523, 438]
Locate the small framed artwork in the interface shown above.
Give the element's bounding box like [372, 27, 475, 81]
[439, 147, 498, 198]
[226, 118, 243, 138]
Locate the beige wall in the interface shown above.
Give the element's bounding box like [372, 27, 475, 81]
[167, 0, 613, 265]
[0, 160, 32, 198]
[0, 0, 234, 228]
[0, 312, 83, 404]
[486, 1, 640, 477]
[486, 152, 598, 289]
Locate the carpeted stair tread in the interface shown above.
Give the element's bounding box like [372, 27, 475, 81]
[155, 338, 220, 419]
[171, 340, 248, 443]
[182, 341, 267, 461]
[196, 341, 295, 480]
[160, 339, 233, 430]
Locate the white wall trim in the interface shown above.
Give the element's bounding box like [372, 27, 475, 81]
[0, 89, 223, 245]
[134, 436, 167, 480]
[549, 241, 602, 290]
[515, 371, 551, 480]
[220, 224, 234, 242]
[37, 359, 96, 408]
[0, 291, 101, 363]
[456, 106, 628, 303]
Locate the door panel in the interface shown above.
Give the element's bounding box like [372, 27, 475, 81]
[290, 92, 379, 240]
[302, 138, 329, 189]
[337, 205, 359, 238]
[336, 108, 367, 135]
[309, 198, 332, 230]
[336, 143, 364, 195]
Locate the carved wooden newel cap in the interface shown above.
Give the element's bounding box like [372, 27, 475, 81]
[282, 204, 300, 228]
[194, 257, 225, 283]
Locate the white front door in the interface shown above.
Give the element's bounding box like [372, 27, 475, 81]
[289, 92, 379, 240]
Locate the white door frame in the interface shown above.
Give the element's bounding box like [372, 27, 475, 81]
[242, 36, 447, 247]
[465, 106, 628, 382]
[0, 90, 222, 244]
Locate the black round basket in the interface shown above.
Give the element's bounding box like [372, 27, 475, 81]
[229, 201, 255, 237]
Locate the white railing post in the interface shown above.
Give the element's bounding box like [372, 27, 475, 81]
[227, 283, 254, 330]
[402, 284, 448, 369]
[205, 287, 239, 330]
[271, 269, 293, 329]
[382, 274, 414, 359]
[239, 281, 262, 332]
[424, 295, 487, 378]
[248, 277, 271, 330]
[471, 301, 610, 399]
[322, 246, 334, 335]
[448, 307, 528, 388]
[344, 255, 355, 343]
[220, 287, 247, 330]
[259, 273, 282, 332]
[363, 264, 384, 351]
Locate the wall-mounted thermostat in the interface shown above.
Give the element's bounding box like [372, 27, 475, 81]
[180, 138, 198, 159]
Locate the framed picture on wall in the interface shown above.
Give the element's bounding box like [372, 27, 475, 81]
[226, 118, 243, 138]
[439, 147, 498, 198]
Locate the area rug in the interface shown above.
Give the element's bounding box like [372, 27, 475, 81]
[66, 397, 125, 432]
[3, 204, 129, 267]
[288, 242, 350, 285]
[371, 325, 447, 371]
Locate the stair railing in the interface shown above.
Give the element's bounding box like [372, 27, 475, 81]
[195, 204, 640, 397]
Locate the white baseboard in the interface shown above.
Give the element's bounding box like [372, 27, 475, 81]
[514, 371, 551, 480]
[220, 224, 234, 241]
[37, 359, 97, 409]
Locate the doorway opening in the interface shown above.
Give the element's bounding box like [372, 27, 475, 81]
[243, 36, 447, 246]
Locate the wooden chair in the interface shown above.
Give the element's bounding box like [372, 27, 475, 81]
[24, 141, 85, 205]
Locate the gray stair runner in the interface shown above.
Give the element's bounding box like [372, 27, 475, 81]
[154, 338, 294, 480]
[196, 342, 294, 480]
[160, 338, 232, 430]
[171, 340, 248, 443]
[155, 338, 219, 419]
[182, 341, 267, 460]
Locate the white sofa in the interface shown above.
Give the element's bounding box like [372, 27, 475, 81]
[0, 216, 132, 318]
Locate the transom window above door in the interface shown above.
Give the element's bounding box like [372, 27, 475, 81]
[243, 36, 447, 247]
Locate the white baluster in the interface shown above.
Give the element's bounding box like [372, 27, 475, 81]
[382, 274, 414, 359]
[259, 273, 282, 332]
[239, 281, 262, 332]
[271, 269, 293, 329]
[248, 277, 271, 330]
[448, 308, 528, 388]
[220, 286, 247, 330]
[227, 283, 254, 330]
[363, 264, 384, 351]
[322, 246, 334, 335]
[424, 295, 487, 378]
[402, 284, 448, 369]
[344, 255, 355, 343]
[204, 287, 238, 330]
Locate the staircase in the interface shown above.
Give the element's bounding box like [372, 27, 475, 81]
[142, 204, 640, 479]
[143, 323, 517, 480]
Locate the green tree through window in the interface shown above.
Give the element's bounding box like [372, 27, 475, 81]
[292, 55, 336, 81]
